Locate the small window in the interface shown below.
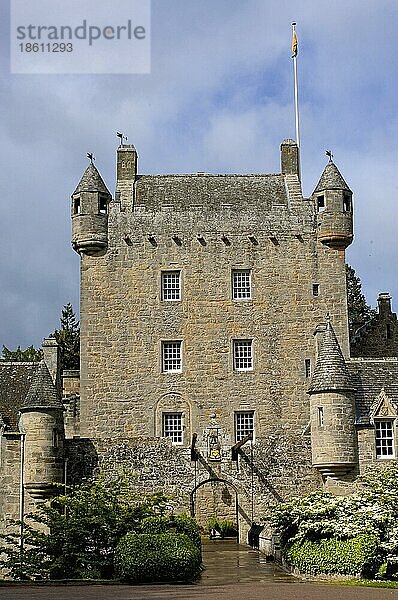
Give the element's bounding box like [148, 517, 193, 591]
[163, 413, 183, 444]
[162, 271, 181, 301]
[317, 195, 325, 213]
[312, 284, 320, 297]
[233, 339, 253, 371]
[99, 195, 108, 215]
[235, 411, 254, 442]
[375, 420, 395, 458]
[232, 270, 251, 300]
[343, 194, 351, 212]
[162, 341, 182, 373]
[52, 429, 60, 448]
[387, 324, 392, 340]
[318, 407, 324, 428]
[73, 197, 81, 215]
[305, 359, 311, 378]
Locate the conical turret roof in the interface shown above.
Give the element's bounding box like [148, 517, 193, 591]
[73, 163, 111, 196]
[308, 320, 355, 393]
[313, 161, 351, 194]
[20, 362, 63, 411]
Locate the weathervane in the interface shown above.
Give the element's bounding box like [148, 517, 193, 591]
[117, 132, 128, 146]
[87, 152, 95, 164]
[326, 150, 333, 162]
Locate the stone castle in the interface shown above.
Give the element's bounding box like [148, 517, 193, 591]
[1, 139, 398, 548]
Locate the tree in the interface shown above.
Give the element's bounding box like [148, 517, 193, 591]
[51, 303, 80, 370]
[0, 344, 43, 362]
[0, 473, 169, 581]
[346, 264, 376, 340]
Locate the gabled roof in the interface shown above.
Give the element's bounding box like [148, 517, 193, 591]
[20, 361, 63, 412]
[73, 163, 111, 196]
[134, 173, 290, 212]
[348, 358, 398, 424]
[0, 363, 37, 429]
[309, 320, 355, 393]
[313, 161, 351, 194]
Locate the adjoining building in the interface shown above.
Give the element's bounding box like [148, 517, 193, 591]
[1, 139, 397, 548]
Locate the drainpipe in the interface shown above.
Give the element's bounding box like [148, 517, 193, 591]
[18, 429, 26, 578]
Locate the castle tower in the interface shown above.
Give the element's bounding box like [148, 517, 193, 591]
[313, 159, 353, 249]
[308, 318, 357, 480]
[71, 162, 112, 255]
[19, 362, 65, 500]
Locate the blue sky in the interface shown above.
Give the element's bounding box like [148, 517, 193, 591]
[1, 0, 397, 348]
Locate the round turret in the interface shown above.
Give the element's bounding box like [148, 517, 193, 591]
[313, 160, 353, 249]
[19, 362, 65, 500]
[71, 162, 112, 255]
[307, 319, 357, 480]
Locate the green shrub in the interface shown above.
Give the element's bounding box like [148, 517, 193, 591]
[207, 517, 237, 538]
[114, 532, 202, 583]
[141, 514, 201, 550]
[284, 534, 380, 577]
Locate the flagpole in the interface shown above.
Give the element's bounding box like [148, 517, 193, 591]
[292, 22, 300, 149]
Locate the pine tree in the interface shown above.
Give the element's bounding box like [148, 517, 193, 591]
[0, 345, 43, 362]
[52, 303, 80, 370]
[346, 264, 376, 339]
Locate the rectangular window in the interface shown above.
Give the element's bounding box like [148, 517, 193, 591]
[317, 195, 325, 213]
[235, 411, 254, 442]
[163, 413, 183, 444]
[161, 271, 181, 301]
[162, 341, 182, 372]
[312, 284, 320, 297]
[318, 407, 324, 428]
[343, 194, 351, 212]
[305, 359, 311, 378]
[73, 197, 81, 215]
[233, 339, 253, 371]
[232, 270, 251, 300]
[375, 420, 395, 458]
[386, 324, 392, 340]
[99, 196, 108, 215]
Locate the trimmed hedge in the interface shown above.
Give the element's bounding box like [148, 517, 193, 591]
[141, 514, 201, 549]
[284, 534, 380, 577]
[114, 532, 202, 583]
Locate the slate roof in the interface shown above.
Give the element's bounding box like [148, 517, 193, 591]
[0, 363, 37, 430]
[134, 173, 290, 211]
[348, 358, 398, 424]
[21, 361, 63, 412]
[309, 321, 355, 393]
[313, 161, 351, 194]
[73, 163, 111, 196]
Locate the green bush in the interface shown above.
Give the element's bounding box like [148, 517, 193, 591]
[284, 534, 380, 577]
[141, 514, 201, 549]
[114, 532, 202, 583]
[207, 517, 237, 538]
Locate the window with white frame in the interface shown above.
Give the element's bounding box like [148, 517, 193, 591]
[161, 271, 181, 301]
[375, 420, 395, 458]
[232, 270, 251, 300]
[162, 341, 182, 372]
[163, 412, 183, 444]
[233, 339, 253, 371]
[235, 411, 254, 442]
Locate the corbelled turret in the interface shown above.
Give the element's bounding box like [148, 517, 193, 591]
[308, 318, 357, 480]
[71, 161, 112, 255]
[313, 159, 353, 249]
[19, 361, 65, 500]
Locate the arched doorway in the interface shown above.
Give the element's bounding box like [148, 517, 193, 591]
[190, 478, 239, 540]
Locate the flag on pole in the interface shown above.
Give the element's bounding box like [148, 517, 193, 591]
[292, 30, 298, 58]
